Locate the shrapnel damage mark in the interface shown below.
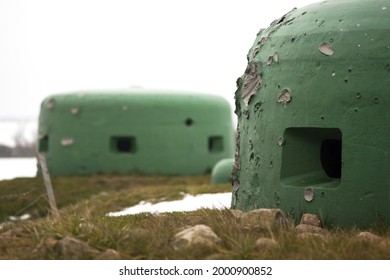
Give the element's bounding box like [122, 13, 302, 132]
[231, 131, 241, 207]
[273, 52, 279, 63]
[277, 89, 292, 104]
[252, 36, 269, 57]
[254, 101, 263, 113]
[304, 187, 314, 202]
[61, 137, 74, 146]
[267, 56, 273, 66]
[242, 62, 262, 106]
[267, 52, 279, 66]
[47, 98, 55, 109]
[319, 43, 334, 56]
[272, 8, 297, 25]
[71, 106, 79, 114]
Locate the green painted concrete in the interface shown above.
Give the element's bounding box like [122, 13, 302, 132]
[38, 89, 234, 176]
[232, 0, 390, 227]
[211, 158, 234, 185]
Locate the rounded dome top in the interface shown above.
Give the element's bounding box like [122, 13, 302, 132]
[239, 0, 390, 109]
[248, 0, 390, 62]
[41, 88, 230, 111]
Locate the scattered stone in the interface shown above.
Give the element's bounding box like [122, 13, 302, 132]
[255, 237, 279, 251]
[95, 249, 121, 260]
[232, 208, 289, 229]
[172, 224, 221, 250]
[55, 236, 100, 259]
[356, 231, 382, 242]
[247, 209, 288, 225]
[296, 214, 324, 236]
[300, 214, 322, 227]
[295, 224, 324, 234]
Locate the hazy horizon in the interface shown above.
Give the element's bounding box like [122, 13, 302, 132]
[1, 0, 318, 120]
[1, 0, 319, 145]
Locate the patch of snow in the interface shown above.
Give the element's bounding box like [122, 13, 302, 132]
[8, 213, 32, 222]
[107, 192, 232, 216]
[0, 158, 37, 180]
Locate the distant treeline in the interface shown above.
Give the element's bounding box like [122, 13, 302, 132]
[0, 122, 37, 157]
[0, 143, 35, 158]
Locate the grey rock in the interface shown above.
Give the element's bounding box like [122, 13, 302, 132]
[356, 231, 382, 242]
[295, 224, 324, 234]
[232, 208, 289, 229]
[55, 236, 99, 259]
[172, 224, 221, 250]
[95, 249, 121, 260]
[299, 214, 322, 227]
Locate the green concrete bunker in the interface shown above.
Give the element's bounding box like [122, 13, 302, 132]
[38, 89, 234, 176]
[232, 0, 390, 227]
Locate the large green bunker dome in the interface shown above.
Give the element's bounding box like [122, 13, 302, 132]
[232, 0, 390, 227]
[38, 89, 234, 176]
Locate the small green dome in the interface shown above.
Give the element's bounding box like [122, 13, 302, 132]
[233, 0, 390, 227]
[211, 158, 234, 185]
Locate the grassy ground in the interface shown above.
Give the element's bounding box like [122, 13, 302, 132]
[0, 175, 389, 259]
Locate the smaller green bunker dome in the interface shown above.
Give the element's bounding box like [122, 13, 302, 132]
[38, 89, 234, 176]
[211, 158, 234, 185]
[233, 0, 390, 227]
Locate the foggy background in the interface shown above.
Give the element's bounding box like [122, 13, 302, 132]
[0, 0, 317, 147]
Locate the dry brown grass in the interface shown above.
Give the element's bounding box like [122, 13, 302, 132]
[0, 175, 389, 259]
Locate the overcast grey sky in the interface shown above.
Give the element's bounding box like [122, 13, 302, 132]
[0, 0, 317, 121]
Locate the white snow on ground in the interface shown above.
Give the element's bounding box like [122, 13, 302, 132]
[0, 158, 37, 180]
[0, 157, 232, 215]
[107, 192, 232, 216]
